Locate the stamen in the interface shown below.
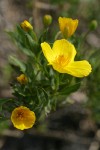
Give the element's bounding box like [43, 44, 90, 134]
[16, 111, 24, 119]
[54, 55, 70, 67]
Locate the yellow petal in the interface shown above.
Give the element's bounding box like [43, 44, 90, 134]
[52, 39, 76, 62]
[58, 17, 66, 33]
[41, 42, 54, 64]
[23, 111, 36, 128]
[69, 19, 78, 37]
[52, 62, 68, 73]
[13, 123, 26, 130]
[64, 60, 92, 77]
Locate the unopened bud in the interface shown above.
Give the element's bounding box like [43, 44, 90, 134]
[17, 74, 28, 84]
[21, 20, 33, 31]
[89, 20, 98, 31]
[43, 15, 52, 27]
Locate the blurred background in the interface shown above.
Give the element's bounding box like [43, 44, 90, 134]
[0, 0, 100, 149]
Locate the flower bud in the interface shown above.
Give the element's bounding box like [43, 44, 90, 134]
[21, 20, 33, 31]
[89, 20, 98, 31]
[17, 74, 28, 84]
[43, 15, 52, 27]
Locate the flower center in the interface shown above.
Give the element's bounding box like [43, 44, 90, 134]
[16, 111, 24, 120]
[54, 55, 70, 67]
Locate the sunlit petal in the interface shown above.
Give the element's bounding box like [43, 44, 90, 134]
[52, 39, 76, 62]
[23, 111, 36, 128]
[64, 60, 92, 77]
[69, 19, 78, 36]
[41, 42, 54, 64]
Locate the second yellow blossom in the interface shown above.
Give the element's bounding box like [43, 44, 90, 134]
[58, 17, 78, 38]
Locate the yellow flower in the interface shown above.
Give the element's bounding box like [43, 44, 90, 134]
[58, 17, 79, 38]
[21, 20, 33, 31]
[17, 74, 28, 84]
[11, 106, 36, 130]
[41, 39, 92, 78]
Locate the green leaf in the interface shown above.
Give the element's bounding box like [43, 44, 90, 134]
[9, 56, 26, 72]
[16, 25, 25, 36]
[18, 43, 35, 57]
[26, 34, 37, 49]
[6, 31, 15, 38]
[59, 82, 81, 95]
[0, 119, 9, 131]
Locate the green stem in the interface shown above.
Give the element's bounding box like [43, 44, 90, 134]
[28, 30, 38, 41]
[55, 72, 60, 92]
[54, 31, 62, 40]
